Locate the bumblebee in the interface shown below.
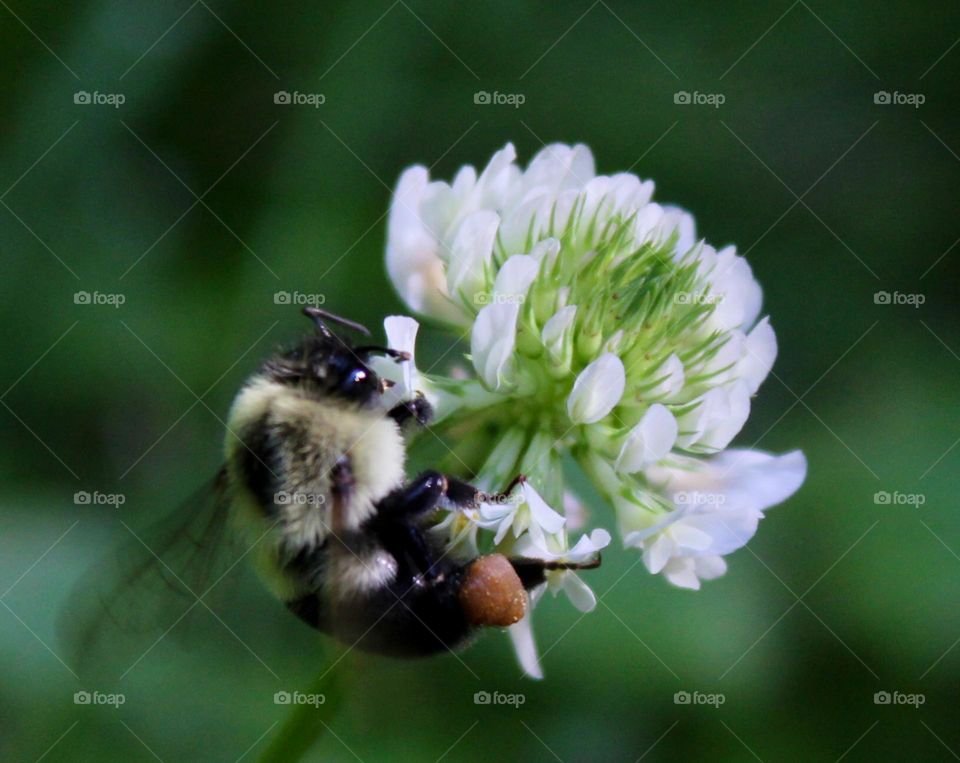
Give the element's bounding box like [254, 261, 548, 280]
[64, 308, 598, 668]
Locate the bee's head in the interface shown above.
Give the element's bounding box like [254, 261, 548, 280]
[266, 308, 408, 407]
[315, 346, 382, 404]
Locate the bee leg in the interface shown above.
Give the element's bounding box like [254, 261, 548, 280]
[374, 471, 482, 580]
[443, 476, 483, 508]
[506, 559, 548, 590]
[377, 470, 478, 517]
[329, 456, 355, 533]
[379, 471, 448, 517]
[369, 518, 441, 582]
[394, 522, 441, 580]
[506, 555, 603, 590]
[478, 473, 526, 504]
[388, 394, 434, 428]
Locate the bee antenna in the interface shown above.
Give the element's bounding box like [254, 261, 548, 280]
[302, 307, 371, 338]
[354, 346, 411, 362]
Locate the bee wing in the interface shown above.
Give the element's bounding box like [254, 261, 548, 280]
[58, 468, 259, 680]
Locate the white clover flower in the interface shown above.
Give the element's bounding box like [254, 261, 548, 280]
[477, 479, 565, 546]
[381, 143, 806, 676]
[567, 353, 626, 424]
[619, 449, 807, 588]
[615, 403, 677, 473]
[507, 527, 610, 678]
[430, 504, 483, 559]
[513, 528, 611, 610]
[369, 315, 422, 411]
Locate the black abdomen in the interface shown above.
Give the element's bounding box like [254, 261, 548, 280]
[285, 546, 476, 656]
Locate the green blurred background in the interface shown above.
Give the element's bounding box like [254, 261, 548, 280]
[2, 1, 958, 760]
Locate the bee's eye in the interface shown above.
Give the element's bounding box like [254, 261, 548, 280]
[320, 351, 380, 402]
[335, 362, 379, 402]
[343, 367, 368, 388]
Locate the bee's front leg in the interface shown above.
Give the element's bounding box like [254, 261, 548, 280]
[388, 394, 433, 429]
[372, 471, 480, 581]
[379, 471, 480, 518]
